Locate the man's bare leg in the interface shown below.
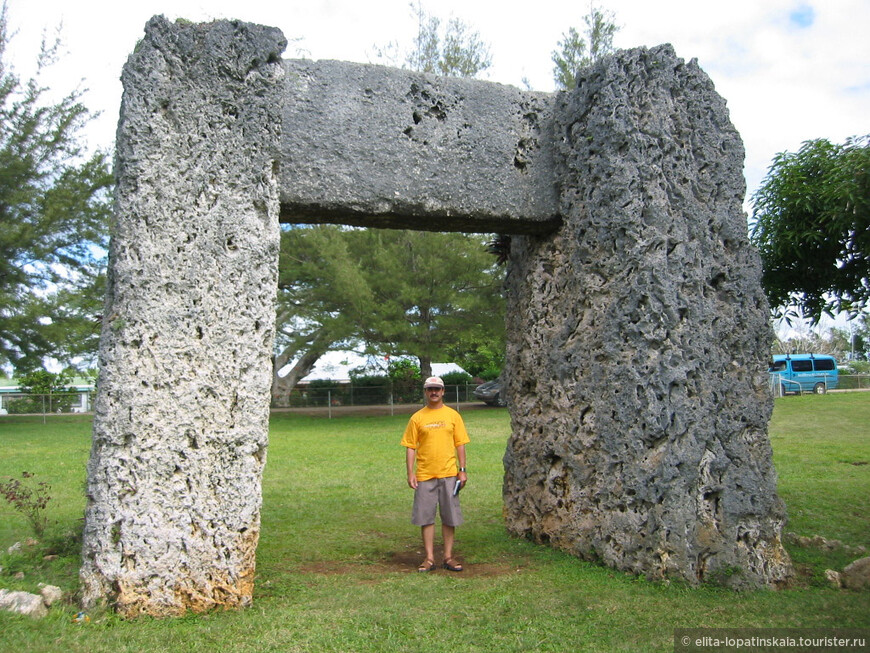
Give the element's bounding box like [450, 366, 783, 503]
[420, 524, 436, 569]
[442, 524, 463, 570]
[442, 524, 455, 561]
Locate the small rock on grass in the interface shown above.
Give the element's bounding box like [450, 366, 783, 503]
[0, 589, 48, 619]
[841, 556, 870, 591]
[39, 584, 63, 606]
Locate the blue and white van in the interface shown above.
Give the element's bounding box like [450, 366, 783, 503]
[768, 354, 839, 395]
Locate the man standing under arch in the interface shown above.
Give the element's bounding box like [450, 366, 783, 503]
[401, 376, 470, 572]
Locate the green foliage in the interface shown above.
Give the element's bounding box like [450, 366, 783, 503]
[827, 315, 870, 362]
[0, 6, 112, 372]
[346, 372, 385, 386]
[0, 471, 51, 537]
[844, 360, 870, 374]
[374, 1, 492, 79]
[305, 379, 338, 389]
[751, 135, 870, 323]
[352, 229, 504, 378]
[276, 227, 505, 390]
[16, 367, 74, 395]
[297, 379, 359, 407]
[386, 358, 419, 382]
[553, 26, 587, 90]
[446, 340, 504, 379]
[439, 370, 472, 385]
[5, 366, 79, 413]
[341, 372, 392, 404]
[387, 358, 422, 402]
[552, 4, 620, 90]
[273, 5, 500, 399]
[275, 225, 375, 380]
[774, 328, 845, 360]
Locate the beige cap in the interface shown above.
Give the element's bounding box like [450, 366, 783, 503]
[423, 376, 444, 388]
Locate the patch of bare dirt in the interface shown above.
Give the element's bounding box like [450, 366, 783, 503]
[296, 545, 529, 579]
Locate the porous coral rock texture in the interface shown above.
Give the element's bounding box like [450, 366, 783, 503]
[80, 17, 286, 616]
[503, 45, 793, 588]
[0, 589, 49, 618]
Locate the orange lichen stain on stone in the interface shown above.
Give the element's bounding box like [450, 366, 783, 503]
[114, 527, 261, 618]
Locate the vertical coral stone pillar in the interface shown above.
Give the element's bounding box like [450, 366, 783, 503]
[81, 18, 286, 616]
[503, 46, 793, 588]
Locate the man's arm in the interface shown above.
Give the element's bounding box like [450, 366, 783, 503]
[456, 444, 467, 485]
[405, 447, 418, 489]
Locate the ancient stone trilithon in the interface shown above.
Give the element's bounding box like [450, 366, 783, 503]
[82, 17, 792, 617]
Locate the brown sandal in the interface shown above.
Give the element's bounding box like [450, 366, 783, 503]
[443, 558, 463, 572]
[417, 559, 436, 572]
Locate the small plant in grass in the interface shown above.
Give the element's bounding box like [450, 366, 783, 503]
[0, 471, 52, 538]
[706, 564, 743, 587]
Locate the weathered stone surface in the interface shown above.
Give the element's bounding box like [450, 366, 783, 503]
[841, 556, 870, 591]
[280, 59, 560, 234]
[502, 45, 793, 588]
[0, 589, 48, 619]
[81, 16, 285, 617]
[39, 584, 63, 606]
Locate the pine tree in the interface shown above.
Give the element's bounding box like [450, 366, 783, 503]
[0, 4, 112, 371]
[552, 4, 620, 90]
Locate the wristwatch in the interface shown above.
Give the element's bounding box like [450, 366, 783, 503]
[459, 467, 466, 472]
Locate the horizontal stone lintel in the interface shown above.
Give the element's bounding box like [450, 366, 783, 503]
[279, 204, 563, 235]
[279, 59, 561, 234]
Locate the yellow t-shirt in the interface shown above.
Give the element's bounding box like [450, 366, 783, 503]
[401, 405, 470, 481]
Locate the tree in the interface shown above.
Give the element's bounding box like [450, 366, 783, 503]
[347, 229, 504, 379]
[773, 328, 848, 360]
[272, 226, 505, 400]
[272, 5, 500, 399]
[271, 225, 376, 402]
[7, 366, 78, 413]
[552, 4, 620, 90]
[445, 338, 503, 380]
[839, 312, 870, 361]
[750, 135, 870, 323]
[0, 5, 113, 372]
[373, 1, 492, 77]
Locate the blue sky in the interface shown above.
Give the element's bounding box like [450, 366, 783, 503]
[789, 4, 816, 28]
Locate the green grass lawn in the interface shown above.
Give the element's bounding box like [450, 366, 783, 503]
[1, 395, 868, 652]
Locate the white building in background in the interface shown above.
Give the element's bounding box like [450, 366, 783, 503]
[293, 351, 468, 383]
[0, 377, 95, 415]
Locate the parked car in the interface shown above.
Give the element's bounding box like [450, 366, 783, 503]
[769, 354, 839, 395]
[473, 378, 506, 407]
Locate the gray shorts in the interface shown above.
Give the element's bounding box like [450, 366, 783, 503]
[411, 477, 464, 527]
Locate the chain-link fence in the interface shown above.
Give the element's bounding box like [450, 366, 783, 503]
[4, 376, 865, 419]
[770, 374, 870, 397]
[0, 391, 95, 416]
[0, 383, 485, 417]
[272, 383, 479, 409]
[836, 374, 870, 390]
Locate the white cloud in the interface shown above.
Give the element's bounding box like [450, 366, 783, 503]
[4, 0, 867, 211]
